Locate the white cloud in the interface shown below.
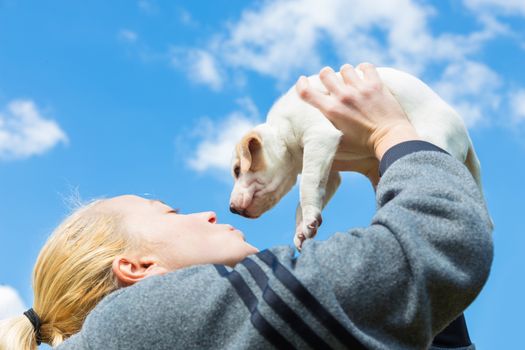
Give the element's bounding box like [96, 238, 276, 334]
[214, 0, 502, 82]
[171, 49, 223, 90]
[463, 0, 525, 16]
[509, 89, 525, 124]
[0, 99, 68, 160]
[118, 29, 138, 43]
[179, 8, 197, 27]
[138, 0, 157, 14]
[187, 97, 260, 173]
[168, 0, 516, 179]
[218, 0, 327, 82]
[166, 0, 521, 170]
[170, 0, 507, 129]
[0, 286, 26, 320]
[433, 60, 502, 127]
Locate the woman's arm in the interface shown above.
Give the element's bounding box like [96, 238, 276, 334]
[264, 145, 493, 349]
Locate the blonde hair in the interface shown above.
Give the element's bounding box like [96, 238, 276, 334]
[0, 199, 133, 349]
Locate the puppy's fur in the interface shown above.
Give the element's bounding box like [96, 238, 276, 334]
[229, 67, 482, 249]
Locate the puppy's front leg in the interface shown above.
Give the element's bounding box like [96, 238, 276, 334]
[294, 128, 342, 250]
[323, 170, 342, 207]
[295, 171, 341, 230]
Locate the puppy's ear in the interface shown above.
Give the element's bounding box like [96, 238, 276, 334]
[239, 132, 266, 173]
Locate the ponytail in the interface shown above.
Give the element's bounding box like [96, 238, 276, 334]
[0, 316, 38, 350]
[0, 199, 132, 348]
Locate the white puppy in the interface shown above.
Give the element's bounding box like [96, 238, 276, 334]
[229, 67, 482, 250]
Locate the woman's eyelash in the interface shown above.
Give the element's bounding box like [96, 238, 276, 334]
[167, 209, 180, 214]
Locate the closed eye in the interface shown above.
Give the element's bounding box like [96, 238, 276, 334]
[167, 209, 180, 214]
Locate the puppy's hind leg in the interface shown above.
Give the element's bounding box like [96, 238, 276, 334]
[294, 128, 342, 250]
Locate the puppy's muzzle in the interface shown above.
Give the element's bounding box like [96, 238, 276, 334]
[229, 205, 246, 216]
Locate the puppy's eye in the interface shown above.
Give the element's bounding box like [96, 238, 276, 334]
[234, 166, 240, 178]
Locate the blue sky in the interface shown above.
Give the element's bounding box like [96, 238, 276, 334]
[0, 0, 524, 348]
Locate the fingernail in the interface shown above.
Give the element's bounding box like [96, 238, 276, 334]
[358, 62, 374, 69]
[296, 75, 307, 89]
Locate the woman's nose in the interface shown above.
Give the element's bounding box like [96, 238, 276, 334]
[202, 211, 216, 223]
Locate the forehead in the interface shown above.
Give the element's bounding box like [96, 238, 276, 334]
[98, 195, 152, 215]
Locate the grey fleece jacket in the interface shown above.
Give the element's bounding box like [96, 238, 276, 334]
[56, 150, 493, 350]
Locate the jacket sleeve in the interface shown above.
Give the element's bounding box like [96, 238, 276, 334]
[253, 147, 493, 350]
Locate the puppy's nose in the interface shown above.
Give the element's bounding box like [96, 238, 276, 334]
[230, 205, 246, 216]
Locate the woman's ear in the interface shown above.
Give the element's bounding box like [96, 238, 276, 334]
[112, 255, 168, 286]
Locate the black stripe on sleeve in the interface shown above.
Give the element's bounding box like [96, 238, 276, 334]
[256, 250, 366, 350]
[213, 264, 296, 350]
[379, 140, 450, 177]
[241, 258, 334, 350]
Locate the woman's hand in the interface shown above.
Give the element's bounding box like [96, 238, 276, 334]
[296, 63, 421, 183]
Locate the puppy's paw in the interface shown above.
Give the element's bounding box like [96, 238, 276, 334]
[294, 233, 305, 252]
[294, 212, 322, 251]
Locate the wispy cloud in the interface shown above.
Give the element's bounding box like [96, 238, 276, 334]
[170, 48, 223, 90]
[0, 99, 68, 160]
[118, 29, 138, 43]
[433, 60, 502, 128]
[463, 0, 525, 16]
[165, 0, 513, 130]
[509, 89, 525, 124]
[137, 0, 157, 14]
[186, 97, 260, 175]
[179, 8, 198, 27]
[204, 0, 503, 82]
[0, 285, 26, 320]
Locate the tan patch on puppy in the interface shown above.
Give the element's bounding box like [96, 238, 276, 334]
[237, 132, 266, 173]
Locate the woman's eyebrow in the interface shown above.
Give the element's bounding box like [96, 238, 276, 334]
[149, 199, 180, 213]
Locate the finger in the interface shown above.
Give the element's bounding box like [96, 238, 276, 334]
[319, 66, 345, 96]
[339, 64, 360, 85]
[357, 62, 381, 84]
[295, 75, 332, 111]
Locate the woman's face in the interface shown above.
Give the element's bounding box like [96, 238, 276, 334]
[102, 195, 259, 270]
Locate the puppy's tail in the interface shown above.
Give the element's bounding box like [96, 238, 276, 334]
[464, 142, 494, 230]
[465, 142, 482, 191]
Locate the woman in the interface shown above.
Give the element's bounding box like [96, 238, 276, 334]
[0, 64, 493, 350]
